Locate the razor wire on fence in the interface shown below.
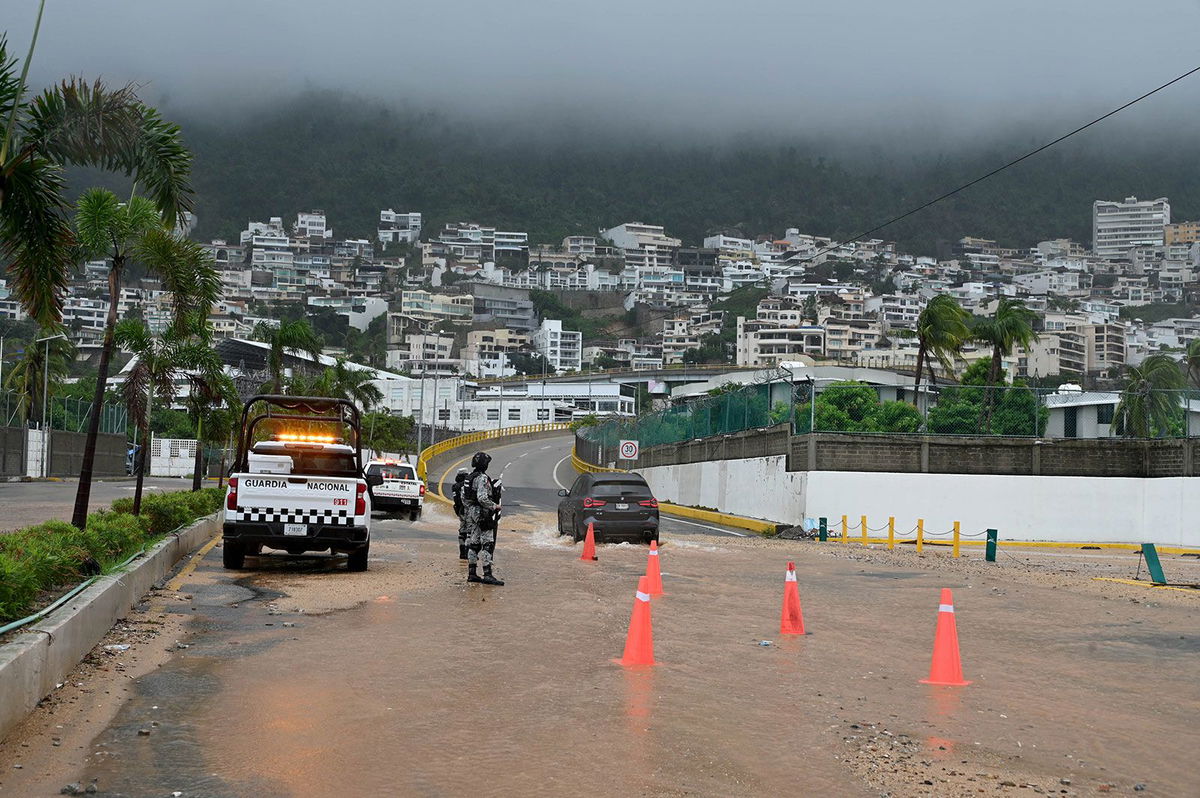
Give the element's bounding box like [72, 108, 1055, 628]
[0, 390, 128, 437]
[577, 378, 1200, 453]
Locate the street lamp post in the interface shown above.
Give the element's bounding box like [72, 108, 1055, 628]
[36, 333, 67, 478]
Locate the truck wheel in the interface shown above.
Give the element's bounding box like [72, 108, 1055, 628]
[347, 545, 369, 572]
[223, 540, 245, 570]
[409, 511, 419, 522]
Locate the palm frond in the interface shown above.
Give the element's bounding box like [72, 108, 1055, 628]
[0, 155, 72, 326]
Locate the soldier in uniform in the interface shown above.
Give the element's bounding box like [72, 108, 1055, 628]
[462, 451, 503, 586]
[451, 469, 470, 560]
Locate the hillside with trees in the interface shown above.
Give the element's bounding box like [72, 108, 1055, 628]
[68, 93, 1200, 257]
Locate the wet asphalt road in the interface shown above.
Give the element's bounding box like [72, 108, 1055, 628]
[0, 477, 195, 533]
[432, 435, 750, 538]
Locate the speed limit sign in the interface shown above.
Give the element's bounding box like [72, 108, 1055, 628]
[618, 440, 640, 460]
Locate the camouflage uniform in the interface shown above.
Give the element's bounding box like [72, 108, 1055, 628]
[451, 475, 469, 556]
[464, 472, 499, 568]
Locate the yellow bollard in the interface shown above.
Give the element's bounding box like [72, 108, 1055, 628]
[887, 516, 895, 550]
[953, 521, 961, 558]
[916, 518, 924, 554]
[860, 515, 868, 545]
[841, 515, 848, 544]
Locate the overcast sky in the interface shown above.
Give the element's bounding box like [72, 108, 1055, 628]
[8, 0, 1200, 146]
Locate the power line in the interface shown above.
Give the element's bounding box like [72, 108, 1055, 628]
[773, 62, 1200, 277]
[598, 62, 1200, 339]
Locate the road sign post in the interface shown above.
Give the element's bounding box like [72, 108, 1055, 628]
[618, 439, 639, 461]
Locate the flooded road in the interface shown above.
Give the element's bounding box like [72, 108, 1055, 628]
[1, 441, 1197, 796]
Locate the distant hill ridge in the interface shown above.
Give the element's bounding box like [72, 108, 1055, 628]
[88, 94, 1200, 257]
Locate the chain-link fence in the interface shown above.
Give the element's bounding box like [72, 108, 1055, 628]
[576, 380, 1200, 450]
[0, 391, 128, 437]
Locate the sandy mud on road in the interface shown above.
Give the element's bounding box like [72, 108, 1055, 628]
[2, 504, 1197, 797]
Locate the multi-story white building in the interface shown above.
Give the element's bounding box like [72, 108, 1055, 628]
[460, 329, 530, 377]
[1092, 196, 1170, 258]
[532, 319, 582, 373]
[295, 210, 332, 241]
[377, 210, 422, 246]
[601, 222, 681, 286]
[396, 290, 474, 325]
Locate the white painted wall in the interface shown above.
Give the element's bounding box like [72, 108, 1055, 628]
[640, 457, 1200, 547]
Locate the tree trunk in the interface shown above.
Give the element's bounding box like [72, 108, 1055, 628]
[912, 341, 926, 406]
[133, 419, 149, 515]
[191, 412, 204, 491]
[70, 263, 121, 529]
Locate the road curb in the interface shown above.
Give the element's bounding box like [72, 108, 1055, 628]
[657, 502, 778, 535]
[0, 511, 222, 744]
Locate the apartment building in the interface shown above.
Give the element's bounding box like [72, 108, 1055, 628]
[295, 210, 332, 241]
[735, 317, 825, 367]
[601, 222, 681, 284]
[377, 209, 422, 245]
[1092, 196, 1170, 258]
[466, 281, 537, 331]
[460, 328, 530, 377]
[396, 290, 474, 325]
[531, 319, 582, 372]
[1164, 220, 1200, 246]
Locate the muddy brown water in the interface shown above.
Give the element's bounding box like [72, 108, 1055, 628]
[10, 507, 1200, 797]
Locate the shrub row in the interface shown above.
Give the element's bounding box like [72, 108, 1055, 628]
[0, 488, 223, 623]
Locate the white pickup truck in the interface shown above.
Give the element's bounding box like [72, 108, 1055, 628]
[365, 459, 425, 521]
[223, 395, 383, 571]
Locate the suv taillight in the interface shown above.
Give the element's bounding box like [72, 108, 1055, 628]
[226, 477, 238, 511]
[355, 482, 367, 515]
[638, 498, 658, 508]
[583, 497, 607, 508]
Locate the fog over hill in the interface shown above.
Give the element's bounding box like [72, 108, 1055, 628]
[9, 0, 1200, 252]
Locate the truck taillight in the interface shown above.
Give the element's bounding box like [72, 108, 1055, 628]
[226, 477, 238, 511]
[419, 483, 426, 496]
[355, 482, 367, 515]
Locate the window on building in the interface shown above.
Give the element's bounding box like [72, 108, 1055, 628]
[508, 408, 521, 421]
[486, 409, 499, 421]
[459, 409, 472, 420]
[1064, 406, 1078, 438]
[536, 408, 550, 421]
[437, 409, 450, 421]
[1096, 404, 1115, 425]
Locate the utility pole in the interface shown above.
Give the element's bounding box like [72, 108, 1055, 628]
[36, 333, 66, 478]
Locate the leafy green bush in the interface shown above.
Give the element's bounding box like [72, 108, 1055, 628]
[0, 489, 224, 623]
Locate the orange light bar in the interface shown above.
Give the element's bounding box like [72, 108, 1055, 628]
[274, 432, 339, 443]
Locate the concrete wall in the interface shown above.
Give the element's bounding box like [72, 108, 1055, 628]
[638, 457, 1200, 547]
[1, 426, 27, 476]
[49, 429, 125, 478]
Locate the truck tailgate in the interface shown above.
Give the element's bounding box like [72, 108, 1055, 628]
[235, 475, 359, 522]
[374, 479, 422, 500]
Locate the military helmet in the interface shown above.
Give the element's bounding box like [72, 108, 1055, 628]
[471, 451, 492, 470]
[455, 469, 469, 483]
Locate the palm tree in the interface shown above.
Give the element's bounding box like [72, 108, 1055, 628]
[115, 318, 188, 514]
[182, 347, 240, 491]
[972, 298, 1040, 386]
[70, 192, 220, 528]
[253, 319, 324, 392]
[1114, 353, 1186, 438]
[1184, 338, 1200, 389]
[2, 327, 73, 424]
[288, 359, 384, 410]
[971, 298, 1040, 431]
[0, 26, 193, 328]
[900, 294, 971, 397]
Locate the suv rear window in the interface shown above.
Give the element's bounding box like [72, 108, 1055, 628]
[367, 464, 416, 481]
[291, 451, 358, 477]
[592, 480, 651, 498]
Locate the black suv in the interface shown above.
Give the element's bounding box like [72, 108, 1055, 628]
[556, 472, 659, 544]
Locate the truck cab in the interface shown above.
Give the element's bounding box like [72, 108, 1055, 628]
[223, 395, 382, 571]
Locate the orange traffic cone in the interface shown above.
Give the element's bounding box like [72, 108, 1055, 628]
[780, 561, 806, 635]
[644, 540, 663, 595]
[579, 522, 598, 561]
[617, 576, 656, 666]
[920, 588, 971, 686]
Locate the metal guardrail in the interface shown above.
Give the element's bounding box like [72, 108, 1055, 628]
[416, 423, 572, 481]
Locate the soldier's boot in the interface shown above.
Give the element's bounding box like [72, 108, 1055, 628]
[458, 544, 468, 560]
[467, 564, 482, 583]
[480, 567, 504, 586]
